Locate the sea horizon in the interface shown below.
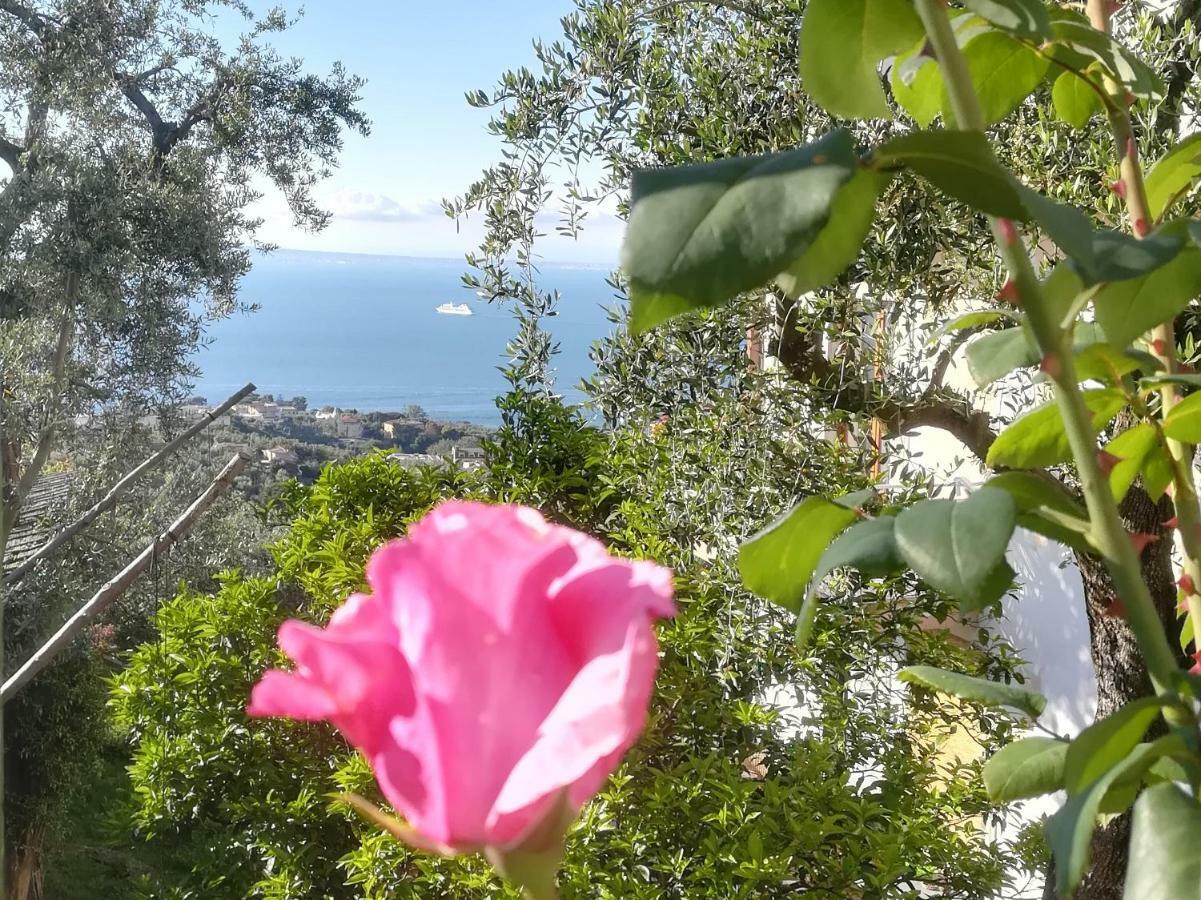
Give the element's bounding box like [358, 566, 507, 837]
[189, 248, 619, 424]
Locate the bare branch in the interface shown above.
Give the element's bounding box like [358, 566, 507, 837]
[1, 452, 251, 703]
[119, 70, 227, 158]
[118, 78, 168, 141]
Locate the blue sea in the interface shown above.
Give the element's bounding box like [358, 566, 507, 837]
[190, 250, 619, 424]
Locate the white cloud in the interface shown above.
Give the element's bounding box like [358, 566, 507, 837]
[324, 189, 445, 223]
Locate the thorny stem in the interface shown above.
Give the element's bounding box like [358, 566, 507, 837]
[1086, 0, 1201, 661]
[913, 0, 1182, 695]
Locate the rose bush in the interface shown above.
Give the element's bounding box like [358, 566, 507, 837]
[248, 500, 676, 895]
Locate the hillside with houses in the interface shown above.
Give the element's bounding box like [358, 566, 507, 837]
[178, 394, 491, 483]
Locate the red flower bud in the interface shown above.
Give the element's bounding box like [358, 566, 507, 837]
[1152, 338, 1167, 356]
[1134, 217, 1150, 238]
[1163, 516, 1180, 530]
[997, 279, 1020, 305]
[1179, 573, 1196, 595]
[997, 219, 1018, 245]
[1040, 353, 1062, 379]
[1110, 179, 1128, 200]
[1104, 599, 1127, 619]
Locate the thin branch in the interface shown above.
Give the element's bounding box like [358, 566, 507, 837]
[0, 0, 48, 37]
[643, 0, 773, 24]
[3, 382, 257, 585]
[1, 452, 251, 703]
[128, 61, 176, 85]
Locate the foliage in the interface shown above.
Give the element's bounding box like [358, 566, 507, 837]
[603, 0, 1201, 897]
[104, 378, 1033, 897]
[0, 0, 368, 540]
[7, 424, 279, 891]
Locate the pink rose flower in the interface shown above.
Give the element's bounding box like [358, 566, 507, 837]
[248, 500, 675, 856]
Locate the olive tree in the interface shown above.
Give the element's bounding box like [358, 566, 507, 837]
[0, 0, 366, 890]
[0, 0, 368, 556]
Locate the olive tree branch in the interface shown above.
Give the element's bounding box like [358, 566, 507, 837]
[642, 0, 773, 23]
[0, 134, 22, 173]
[13, 272, 76, 513]
[0, 0, 48, 37]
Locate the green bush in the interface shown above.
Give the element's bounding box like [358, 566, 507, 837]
[106, 396, 1034, 898]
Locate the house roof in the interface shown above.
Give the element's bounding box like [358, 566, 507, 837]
[4, 472, 72, 573]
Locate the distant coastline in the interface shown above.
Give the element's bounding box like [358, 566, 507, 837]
[190, 250, 616, 425]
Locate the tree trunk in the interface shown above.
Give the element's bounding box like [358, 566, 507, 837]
[1061, 485, 1187, 900]
[7, 822, 42, 900]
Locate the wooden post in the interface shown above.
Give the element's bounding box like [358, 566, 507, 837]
[3, 383, 255, 586]
[0, 452, 250, 704]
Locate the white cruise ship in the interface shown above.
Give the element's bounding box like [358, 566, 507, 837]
[435, 302, 473, 316]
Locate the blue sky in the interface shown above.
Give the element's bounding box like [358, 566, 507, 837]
[229, 1, 622, 264]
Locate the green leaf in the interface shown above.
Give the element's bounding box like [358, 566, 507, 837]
[1064, 696, 1169, 794]
[776, 169, 889, 297]
[1018, 187, 1185, 285]
[1095, 247, 1201, 348]
[738, 495, 861, 613]
[983, 737, 1068, 802]
[930, 309, 1016, 342]
[1072, 343, 1144, 384]
[796, 516, 902, 650]
[1049, 739, 1185, 896]
[876, 130, 1028, 219]
[1145, 134, 1201, 221]
[1102, 423, 1158, 504]
[1125, 784, 1201, 900]
[623, 130, 859, 332]
[1047, 20, 1163, 102]
[1163, 391, 1201, 442]
[986, 388, 1127, 469]
[890, 49, 944, 127]
[1143, 444, 1175, 501]
[814, 515, 902, 580]
[1142, 373, 1201, 392]
[961, 0, 1051, 38]
[899, 665, 1046, 718]
[1051, 71, 1102, 128]
[1018, 186, 1096, 271]
[1040, 263, 1087, 325]
[960, 31, 1050, 126]
[966, 327, 1039, 387]
[894, 488, 1016, 605]
[985, 471, 1094, 552]
[799, 0, 925, 120]
[1089, 228, 1186, 284]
